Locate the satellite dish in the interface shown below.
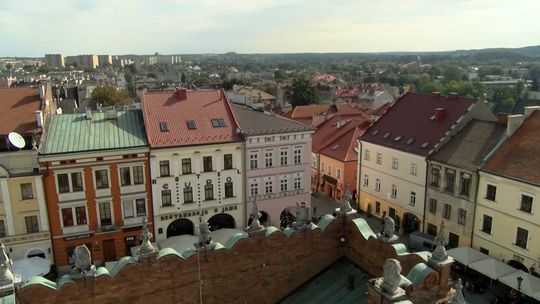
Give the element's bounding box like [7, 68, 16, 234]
[8, 132, 26, 149]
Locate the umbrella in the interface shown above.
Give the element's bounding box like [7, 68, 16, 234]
[447, 247, 489, 266]
[468, 258, 518, 280]
[499, 270, 540, 301]
[12, 256, 50, 282]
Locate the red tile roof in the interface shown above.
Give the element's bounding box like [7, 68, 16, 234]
[359, 92, 478, 156]
[282, 103, 361, 125]
[141, 89, 242, 148]
[0, 87, 41, 135]
[483, 110, 540, 186]
[313, 113, 373, 162]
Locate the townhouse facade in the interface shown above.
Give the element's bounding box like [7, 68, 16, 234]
[39, 109, 153, 268]
[0, 86, 54, 266]
[142, 89, 245, 242]
[231, 104, 314, 227]
[425, 120, 504, 248]
[473, 108, 540, 274]
[358, 92, 496, 234]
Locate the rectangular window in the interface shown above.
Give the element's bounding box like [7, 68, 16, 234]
[182, 158, 192, 174]
[123, 200, 134, 218]
[183, 187, 193, 203]
[328, 165, 332, 176]
[294, 177, 301, 190]
[321, 163, 325, 172]
[391, 184, 397, 198]
[443, 203, 451, 219]
[337, 169, 341, 179]
[445, 169, 455, 193]
[429, 198, 437, 214]
[99, 202, 112, 226]
[250, 182, 258, 196]
[460, 173, 471, 196]
[481, 214, 492, 234]
[187, 120, 197, 130]
[409, 191, 416, 206]
[203, 156, 213, 172]
[135, 198, 146, 217]
[515, 227, 528, 249]
[265, 152, 273, 168]
[62, 208, 74, 226]
[211, 118, 226, 127]
[375, 178, 381, 192]
[486, 184, 497, 201]
[250, 153, 258, 170]
[520, 194, 533, 213]
[410, 163, 417, 176]
[363, 174, 369, 187]
[392, 158, 399, 170]
[205, 183, 214, 200]
[133, 166, 144, 185]
[375, 202, 381, 214]
[280, 150, 288, 166]
[120, 167, 131, 186]
[0, 220, 5, 237]
[458, 208, 467, 225]
[427, 223, 437, 237]
[431, 168, 440, 187]
[95, 170, 109, 189]
[161, 190, 172, 206]
[376, 153, 382, 165]
[265, 181, 273, 194]
[224, 154, 233, 170]
[364, 150, 370, 161]
[75, 206, 87, 225]
[280, 177, 288, 192]
[479, 247, 489, 255]
[20, 183, 33, 199]
[225, 181, 234, 198]
[57, 173, 70, 193]
[160, 161, 170, 177]
[25, 215, 39, 233]
[71, 172, 83, 192]
[293, 148, 301, 164]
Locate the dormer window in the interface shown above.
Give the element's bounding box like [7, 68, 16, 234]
[187, 120, 197, 130]
[211, 118, 226, 128]
[159, 122, 169, 132]
[406, 138, 415, 145]
[383, 132, 391, 138]
[421, 142, 430, 149]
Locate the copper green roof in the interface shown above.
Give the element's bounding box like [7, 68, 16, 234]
[41, 110, 148, 155]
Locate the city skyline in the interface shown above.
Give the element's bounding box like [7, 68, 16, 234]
[1, 0, 539, 57]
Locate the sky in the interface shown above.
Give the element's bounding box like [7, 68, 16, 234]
[0, 0, 539, 57]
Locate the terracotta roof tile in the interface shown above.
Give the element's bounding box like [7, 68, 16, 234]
[141, 89, 242, 148]
[359, 92, 478, 156]
[0, 87, 41, 135]
[483, 110, 540, 185]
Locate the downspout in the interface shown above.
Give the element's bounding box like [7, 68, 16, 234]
[422, 158, 429, 234]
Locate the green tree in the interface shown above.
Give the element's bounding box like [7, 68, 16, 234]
[90, 86, 131, 108]
[181, 73, 187, 84]
[38, 64, 51, 74]
[222, 78, 245, 90]
[5, 63, 12, 70]
[442, 65, 462, 83]
[532, 78, 539, 91]
[290, 75, 319, 106]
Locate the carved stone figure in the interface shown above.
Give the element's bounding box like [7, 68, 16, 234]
[292, 202, 311, 229]
[383, 216, 395, 238]
[247, 200, 263, 232]
[137, 217, 156, 256]
[453, 278, 466, 304]
[74, 244, 92, 273]
[0, 242, 13, 284]
[195, 222, 215, 250]
[338, 183, 355, 216]
[432, 221, 449, 262]
[381, 259, 402, 295]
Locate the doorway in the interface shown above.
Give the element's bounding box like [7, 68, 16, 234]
[102, 240, 116, 262]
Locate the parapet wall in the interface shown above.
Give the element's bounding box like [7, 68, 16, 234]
[17, 216, 436, 304]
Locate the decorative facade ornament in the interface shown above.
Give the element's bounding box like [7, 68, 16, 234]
[431, 221, 449, 262]
[137, 217, 157, 257]
[0, 242, 13, 284]
[381, 259, 402, 295]
[74, 244, 94, 274]
[195, 223, 215, 251]
[292, 201, 311, 230]
[246, 199, 264, 232]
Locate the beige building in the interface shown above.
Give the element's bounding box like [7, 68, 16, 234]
[98, 55, 112, 67]
[45, 54, 65, 68]
[78, 55, 99, 69]
[425, 120, 504, 248]
[473, 107, 540, 274]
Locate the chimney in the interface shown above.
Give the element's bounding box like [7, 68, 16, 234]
[448, 92, 459, 100]
[35, 110, 43, 128]
[39, 84, 45, 99]
[506, 114, 524, 137]
[434, 108, 445, 121]
[177, 88, 187, 100]
[432, 92, 441, 99]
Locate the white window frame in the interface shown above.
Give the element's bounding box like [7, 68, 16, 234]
[293, 147, 302, 165]
[364, 149, 370, 161]
[409, 191, 416, 206]
[294, 176, 302, 190]
[96, 200, 114, 227]
[250, 152, 259, 170]
[392, 158, 399, 170]
[280, 149, 289, 166]
[376, 153, 382, 165]
[265, 151, 273, 168]
[250, 181, 259, 196]
[391, 184, 397, 199]
[410, 163, 417, 176]
[265, 180, 273, 194]
[337, 169, 341, 179]
[280, 176, 288, 192]
[363, 174, 369, 187]
[375, 178, 381, 192]
[55, 170, 85, 194]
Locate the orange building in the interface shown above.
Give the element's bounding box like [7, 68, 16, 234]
[39, 109, 153, 268]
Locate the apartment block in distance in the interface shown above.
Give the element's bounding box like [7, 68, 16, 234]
[44, 54, 65, 69]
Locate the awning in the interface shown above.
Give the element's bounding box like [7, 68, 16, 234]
[12, 256, 50, 282]
[468, 258, 517, 280]
[447, 247, 489, 266]
[322, 174, 337, 185]
[499, 270, 540, 301]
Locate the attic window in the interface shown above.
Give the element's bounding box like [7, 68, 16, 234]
[187, 120, 197, 130]
[421, 142, 430, 149]
[394, 136, 402, 141]
[211, 118, 226, 128]
[406, 138, 415, 145]
[159, 122, 169, 132]
[331, 144, 340, 151]
[383, 132, 391, 138]
[372, 130, 379, 136]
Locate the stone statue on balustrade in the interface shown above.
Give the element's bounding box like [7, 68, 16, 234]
[246, 199, 264, 233]
[73, 244, 95, 277]
[292, 201, 311, 230]
[381, 259, 403, 296]
[195, 222, 215, 251]
[337, 184, 357, 217]
[431, 221, 449, 263]
[0, 242, 13, 285]
[137, 217, 158, 258]
[377, 215, 399, 243]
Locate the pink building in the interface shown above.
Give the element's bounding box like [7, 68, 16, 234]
[231, 104, 314, 227]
